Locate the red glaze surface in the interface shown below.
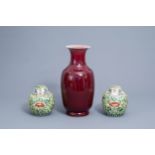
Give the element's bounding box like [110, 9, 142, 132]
[61, 47, 94, 116]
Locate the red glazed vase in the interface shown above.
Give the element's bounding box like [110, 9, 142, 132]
[61, 45, 94, 116]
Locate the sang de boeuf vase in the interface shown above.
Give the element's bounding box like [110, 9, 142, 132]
[61, 45, 94, 116]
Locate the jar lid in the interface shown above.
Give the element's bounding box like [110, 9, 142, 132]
[109, 85, 122, 96]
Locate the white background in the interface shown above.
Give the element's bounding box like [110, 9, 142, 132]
[0, 0, 155, 25]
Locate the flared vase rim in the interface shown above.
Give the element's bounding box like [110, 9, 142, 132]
[66, 44, 91, 50]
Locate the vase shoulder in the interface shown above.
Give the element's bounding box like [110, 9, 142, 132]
[63, 64, 93, 73]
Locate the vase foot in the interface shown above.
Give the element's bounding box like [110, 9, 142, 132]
[67, 111, 89, 117]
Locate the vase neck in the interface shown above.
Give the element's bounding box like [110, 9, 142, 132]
[69, 49, 86, 65]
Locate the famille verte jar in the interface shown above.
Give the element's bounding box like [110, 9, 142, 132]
[102, 85, 128, 116]
[61, 45, 94, 116]
[29, 85, 55, 116]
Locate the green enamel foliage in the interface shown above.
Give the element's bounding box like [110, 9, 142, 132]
[102, 86, 128, 117]
[29, 85, 55, 116]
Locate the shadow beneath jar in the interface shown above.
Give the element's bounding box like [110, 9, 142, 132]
[95, 104, 104, 115]
[95, 104, 112, 117]
[22, 103, 33, 116]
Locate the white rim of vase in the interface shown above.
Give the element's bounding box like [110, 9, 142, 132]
[66, 44, 91, 49]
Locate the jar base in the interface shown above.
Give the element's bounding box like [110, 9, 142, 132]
[67, 111, 89, 117]
[104, 112, 125, 117]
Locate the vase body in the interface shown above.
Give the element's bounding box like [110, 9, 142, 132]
[61, 45, 94, 116]
[102, 85, 128, 116]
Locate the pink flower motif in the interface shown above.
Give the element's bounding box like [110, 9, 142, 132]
[109, 102, 120, 107]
